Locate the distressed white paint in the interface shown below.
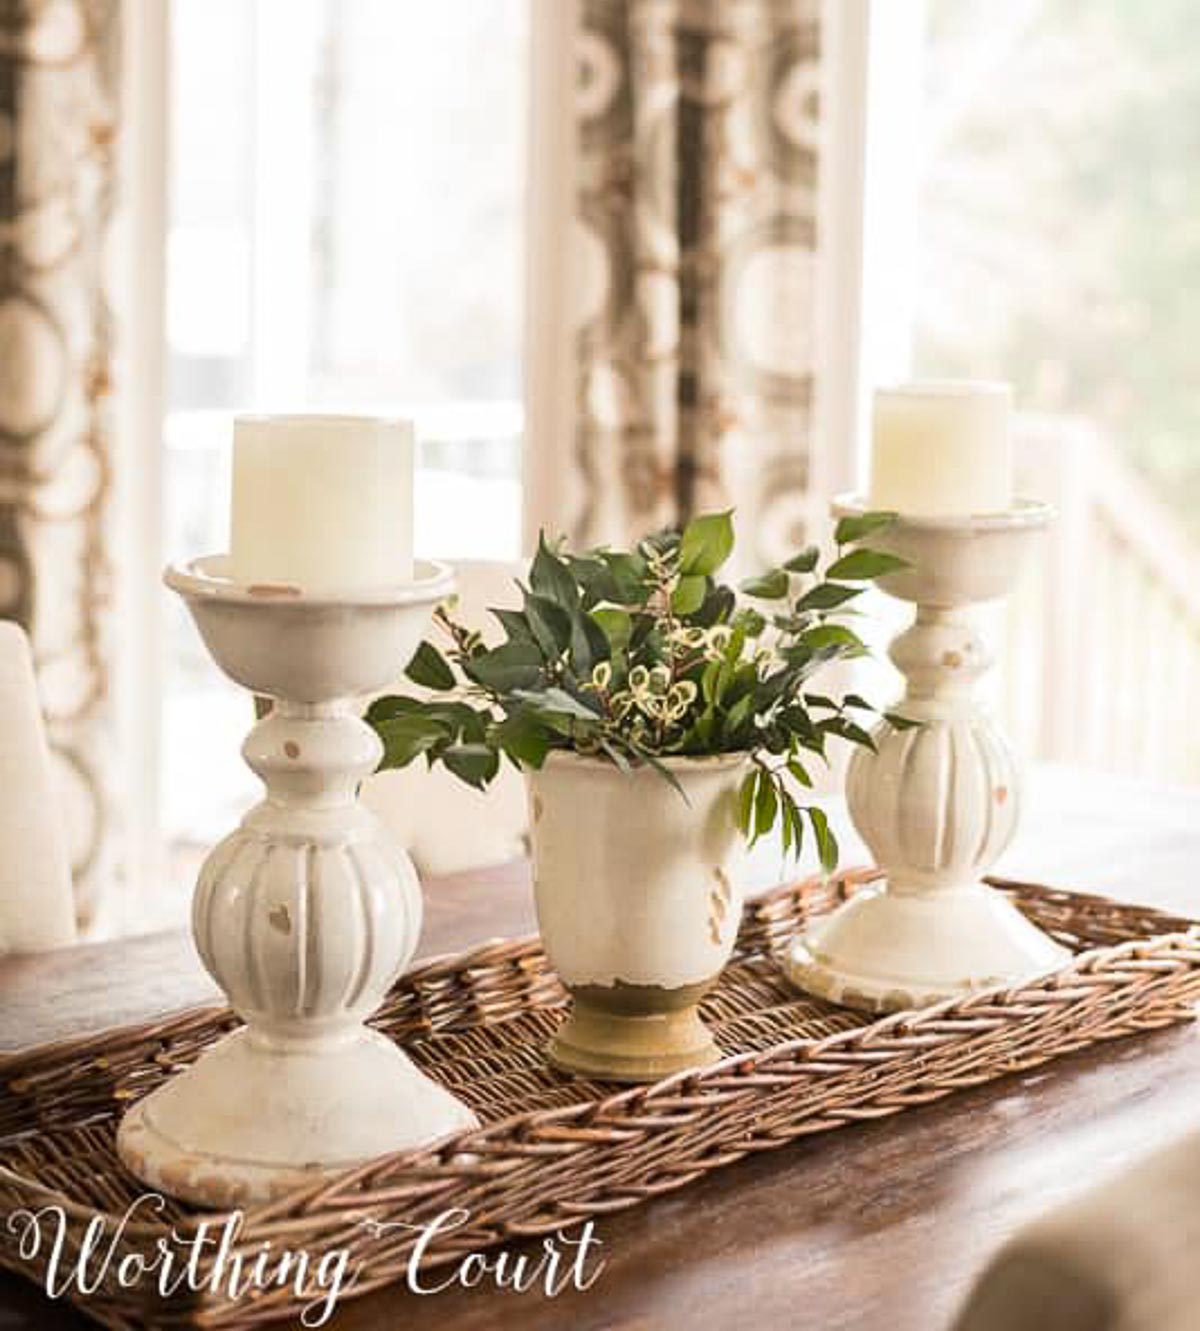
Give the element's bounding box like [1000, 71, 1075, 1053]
[528, 751, 748, 990]
[117, 557, 477, 1206]
[787, 497, 1070, 1011]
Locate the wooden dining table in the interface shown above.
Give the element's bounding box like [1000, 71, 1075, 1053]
[3, 762, 1200, 1330]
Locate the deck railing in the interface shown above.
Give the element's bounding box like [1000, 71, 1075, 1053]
[1004, 416, 1200, 783]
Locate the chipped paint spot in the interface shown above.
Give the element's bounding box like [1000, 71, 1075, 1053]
[995, 786, 1009, 805]
[532, 795, 544, 822]
[942, 650, 963, 669]
[713, 866, 732, 903]
[268, 905, 292, 934]
[284, 740, 301, 759]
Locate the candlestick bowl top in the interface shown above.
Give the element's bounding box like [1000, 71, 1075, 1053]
[164, 555, 455, 702]
[832, 493, 1054, 607]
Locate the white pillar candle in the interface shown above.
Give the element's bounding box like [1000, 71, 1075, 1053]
[869, 381, 1013, 516]
[230, 414, 414, 591]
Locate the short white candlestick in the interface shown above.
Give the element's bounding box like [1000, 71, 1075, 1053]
[785, 496, 1070, 1012]
[117, 556, 477, 1207]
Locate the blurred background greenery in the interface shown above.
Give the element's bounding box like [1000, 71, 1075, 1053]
[915, 0, 1200, 535]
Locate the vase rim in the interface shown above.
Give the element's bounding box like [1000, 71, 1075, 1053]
[538, 749, 750, 774]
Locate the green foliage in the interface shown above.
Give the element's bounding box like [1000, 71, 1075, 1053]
[366, 510, 905, 869]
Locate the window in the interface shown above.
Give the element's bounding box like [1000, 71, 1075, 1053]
[162, 0, 528, 878]
[860, 0, 1200, 782]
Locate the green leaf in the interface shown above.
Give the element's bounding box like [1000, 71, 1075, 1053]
[405, 641, 456, 691]
[525, 592, 573, 657]
[795, 582, 863, 612]
[365, 694, 426, 723]
[530, 532, 580, 609]
[465, 641, 545, 692]
[373, 714, 450, 769]
[825, 548, 909, 581]
[783, 545, 820, 574]
[492, 713, 552, 768]
[570, 611, 610, 675]
[737, 770, 757, 834]
[592, 606, 632, 652]
[515, 686, 603, 722]
[565, 555, 616, 607]
[786, 758, 813, 788]
[802, 624, 867, 655]
[671, 574, 708, 616]
[834, 511, 897, 546]
[598, 551, 649, 605]
[692, 584, 736, 627]
[490, 607, 536, 646]
[820, 715, 877, 750]
[679, 510, 734, 577]
[723, 693, 755, 740]
[754, 771, 778, 841]
[809, 805, 838, 875]
[787, 798, 805, 858]
[885, 711, 922, 731]
[730, 606, 766, 636]
[740, 568, 790, 599]
[442, 743, 501, 790]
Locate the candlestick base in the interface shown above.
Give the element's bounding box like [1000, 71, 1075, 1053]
[117, 557, 479, 1205]
[785, 881, 1068, 1011]
[118, 1027, 476, 1208]
[787, 498, 1070, 1014]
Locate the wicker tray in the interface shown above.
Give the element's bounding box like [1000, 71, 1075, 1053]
[2, 870, 1199, 1329]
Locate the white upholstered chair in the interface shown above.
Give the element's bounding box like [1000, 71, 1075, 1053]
[0, 622, 76, 953]
[361, 560, 529, 876]
[954, 1130, 1200, 1331]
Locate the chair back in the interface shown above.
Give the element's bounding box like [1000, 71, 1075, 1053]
[0, 622, 76, 953]
[362, 560, 528, 875]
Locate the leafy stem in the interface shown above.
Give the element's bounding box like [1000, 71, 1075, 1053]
[366, 509, 906, 872]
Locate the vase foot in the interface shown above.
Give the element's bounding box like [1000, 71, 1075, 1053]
[117, 1025, 479, 1207]
[548, 992, 720, 1083]
[784, 881, 1071, 1013]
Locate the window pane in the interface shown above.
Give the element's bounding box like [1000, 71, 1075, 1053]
[914, 0, 1200, 531]
[163, 0, 528, 877]
[897, 0, 1200, 784]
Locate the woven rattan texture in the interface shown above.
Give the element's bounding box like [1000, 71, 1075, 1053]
[2, 871, 1198, 1328]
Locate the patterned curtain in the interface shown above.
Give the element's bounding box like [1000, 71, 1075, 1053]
[572, 0, 820, 569]
[0, 0, 122, 930]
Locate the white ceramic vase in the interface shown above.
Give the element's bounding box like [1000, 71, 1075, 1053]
[528, 751, 748, 1083]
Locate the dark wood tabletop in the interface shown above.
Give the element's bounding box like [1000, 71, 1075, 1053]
[3, 764, 1200, 1330]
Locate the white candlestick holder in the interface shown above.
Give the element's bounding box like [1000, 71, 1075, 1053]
[117, 556, 478, 1207]
[785, 496, 1070, 1012]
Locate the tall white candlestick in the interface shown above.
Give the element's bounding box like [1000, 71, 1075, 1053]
[230, 414, 414, 591]
[869, 381, 1013, 517]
